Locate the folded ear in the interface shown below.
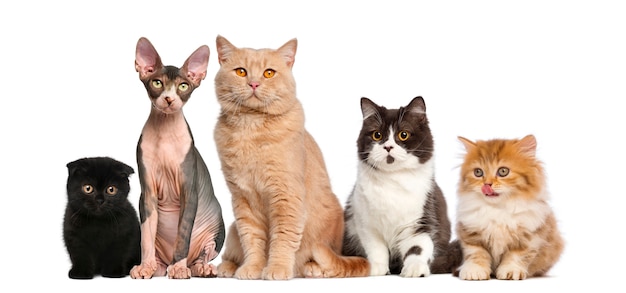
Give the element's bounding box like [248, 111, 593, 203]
[135, 37, 163, 81]
[181, 45, 210, 87]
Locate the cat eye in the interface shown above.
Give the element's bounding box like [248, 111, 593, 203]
[372, 131, 383, 141]
[152, 80, 163, 88]
[106, 186, 118, 195]
[178, 83, 189, 92]
[82, 184, 94, 194]
[473, 168, 484, 177]
[497, 167, 510, 177]
[397, 131, 411, 141]
[235, 68, 247, 77]
[264, 69, 275, 78]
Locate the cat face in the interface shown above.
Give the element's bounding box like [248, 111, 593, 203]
[357, 97, 434, 171]
[457, 135, 545, 203]
[135, 37, 209, 114]
[214, 36, 298, 115]
[66, 157, 134, 216]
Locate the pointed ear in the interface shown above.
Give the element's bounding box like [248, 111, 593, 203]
[277, 38, 297, 68]
[360, 97, 379, 120]
[216, 35, 236, 65]
[135, 37, 163, 80]
[458, 136, 476, 152]
[405, 96, 426, 115]
[518, 134, 537, 157]
[182, 45, 209, 86]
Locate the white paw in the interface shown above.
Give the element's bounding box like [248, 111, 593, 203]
[496, 263, 528, 280]
[400, 260, 430, 278]
[369, 262, 389, 276]
[458, 262, 491, 280]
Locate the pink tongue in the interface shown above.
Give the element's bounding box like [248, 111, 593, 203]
[482, 184, 495, 196]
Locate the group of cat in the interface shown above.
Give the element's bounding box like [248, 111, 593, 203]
[62, 36, 564, 282]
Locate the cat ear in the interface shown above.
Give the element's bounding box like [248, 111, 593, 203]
[518, 134, 537, 157]
[405, 96, 426, 115]
[135, 37, 163, 80]
[458, 136, 476, 152]
[360, 97, 379, 120]
[181, 45, 210, 86]
[277, 38, 297, 68]
[216, 35, 236, 65]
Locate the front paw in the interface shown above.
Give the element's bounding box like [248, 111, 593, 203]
[68, 267, 94, 279]
[263, 264, 294, 280]
[190, 262, 218, 278]
[234, 263, 264, 280]
[496, 263, 528, 280]
[369, 262, 389, 276]
[458, 262, 491, 280]
[217, 261, 239, 278]
[400, 261, 430, 278]
[130, 263, 157, 279]
[167, 263, 191, 279]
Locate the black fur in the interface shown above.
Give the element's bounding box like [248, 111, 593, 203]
[63, 157, 141, 279]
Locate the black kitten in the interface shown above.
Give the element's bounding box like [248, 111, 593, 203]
[63, 157, 141, 279]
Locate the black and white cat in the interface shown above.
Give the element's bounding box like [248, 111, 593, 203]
[342, 96, 461, 277]
[63, 157, 141, 279]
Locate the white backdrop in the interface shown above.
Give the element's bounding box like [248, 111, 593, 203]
[1, 1, 624, 291]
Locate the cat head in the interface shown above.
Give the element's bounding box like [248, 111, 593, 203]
[214, 35, 298, 115]
[66, 157, 135, 216]
[135, 37, 209, 114]
[357, 96, 434, 172]
[457, 134, 546, 203]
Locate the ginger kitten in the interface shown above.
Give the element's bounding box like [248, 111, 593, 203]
[455, 134, 564, 280]
[213, 36, 369, 280]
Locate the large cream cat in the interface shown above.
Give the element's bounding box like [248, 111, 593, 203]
[212, 35, 370, 280]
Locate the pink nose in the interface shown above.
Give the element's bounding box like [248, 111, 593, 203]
[249, 82, 259, 90]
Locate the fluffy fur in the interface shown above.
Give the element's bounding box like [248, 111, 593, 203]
[63, 157, 141, 279]
[213, 35, 370, 280]
[342, 97, 462, 277]
[130, 37, 225, 279]
[455, 134, 564, 280]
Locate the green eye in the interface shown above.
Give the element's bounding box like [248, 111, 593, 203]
[372, 131, 382, 141]
[179, 83, 189, 91]
[152, 80, 162, 88]
[398, 131, 410, 141]
[473, 168, 483, 177]
[497, 167, 510, 177]
[106, 186, 118, 195]
[82, 184, 94, 194]
[235, 68, 247, 77]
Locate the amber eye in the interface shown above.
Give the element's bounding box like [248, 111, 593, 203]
[178, 83, 189, 91]
[372, 131, 383, 141]
[264, 69, 275, 78]
[473, 168, 484, 177]
[497, 167, 510, 177]
[152, 80, 163, 88]
[105, 186, 118, 195]
[235, 68, 247, 77]
[398, 131, 410, 141]
[82, 184, 94, 194]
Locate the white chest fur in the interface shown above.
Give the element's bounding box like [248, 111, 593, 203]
[351, 159, 435, 245]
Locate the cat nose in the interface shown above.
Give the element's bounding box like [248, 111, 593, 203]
[249, 82, 260, 90]
[384, 146, 393, 152]
[165, 97, 174, 105]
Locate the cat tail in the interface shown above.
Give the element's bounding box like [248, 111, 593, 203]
[430, 239, 463, 274]
[306, 244, 370, 278]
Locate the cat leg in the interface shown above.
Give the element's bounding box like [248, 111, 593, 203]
[189, 240, 219, 277]
[167, 257, 191, 279]
[457, 244, 492, 280]
[397, 234, 434, 277]
[495, 250, 529, 280]
[67, 252, 95, 279]
[228, 194, 268, 280]
[360, 235, 390, 276]
[217, 223, 243, 277]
